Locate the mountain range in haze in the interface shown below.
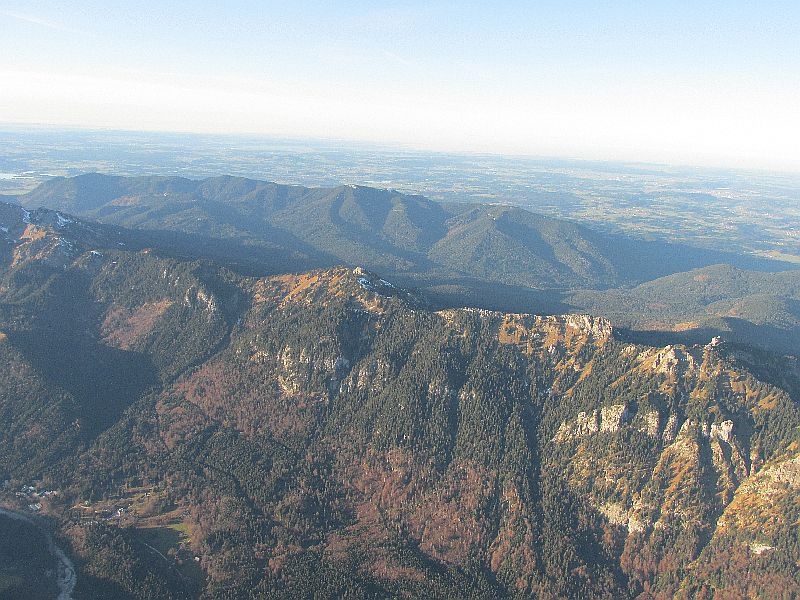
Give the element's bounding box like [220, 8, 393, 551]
[5, 173, 799, 354]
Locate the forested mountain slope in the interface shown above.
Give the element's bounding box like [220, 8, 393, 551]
[569, 264, 800, 355]
[17, 173, 790, 289]
[1, 203, 799, 598]
[13, 174, 800, 354]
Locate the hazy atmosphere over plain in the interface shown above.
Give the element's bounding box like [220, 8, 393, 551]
[1, 0, 798, 171]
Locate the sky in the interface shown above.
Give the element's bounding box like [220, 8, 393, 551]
[1, 1, 799, 171]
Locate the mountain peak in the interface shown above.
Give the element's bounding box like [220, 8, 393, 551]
[252, 266, 424, 313]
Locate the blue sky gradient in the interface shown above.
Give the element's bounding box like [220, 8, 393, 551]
[1, 1, 798, 170]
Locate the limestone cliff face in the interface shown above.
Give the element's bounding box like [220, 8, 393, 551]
[554, 403, 632, 441]
[185, 268, 799, 597]
[236, 268, 799, 596]
[548, 334, 800, 597]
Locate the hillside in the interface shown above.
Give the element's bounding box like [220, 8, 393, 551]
[1, 205, 799, 598]
[17, 174, 791, 289]
[13, 174, 800, 355]
[569, 265, 800, 354]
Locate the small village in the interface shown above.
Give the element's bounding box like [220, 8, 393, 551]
[1, 479, 203, 585]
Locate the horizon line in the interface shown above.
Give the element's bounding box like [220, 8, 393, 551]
[1, 120, 799, 178]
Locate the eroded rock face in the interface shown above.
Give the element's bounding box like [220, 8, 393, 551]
[637, 345, 697, 378]
[760, 454, 800, 488]
[640, 410, 660, 436]
[711, 419, 734, 443]
[544, 333, 800, 597]
[662, 413, 680, 444]
[555, 403, 633, 441]
[276, 344, 355, 398]
[600, 404, 631, 432]
[563, 314, 614, 341]
[183, 285, 217, 314]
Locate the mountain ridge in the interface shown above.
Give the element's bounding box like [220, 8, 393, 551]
[17, 174, 794, 287]
[1, 208, 799, 597]
[7, 174, 800, 354]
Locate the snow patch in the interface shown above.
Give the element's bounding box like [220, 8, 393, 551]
[56, 213, 74, 228]
[357, 276, 395, 294]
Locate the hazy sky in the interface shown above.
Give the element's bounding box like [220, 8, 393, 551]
[1, 1, 798, 170]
